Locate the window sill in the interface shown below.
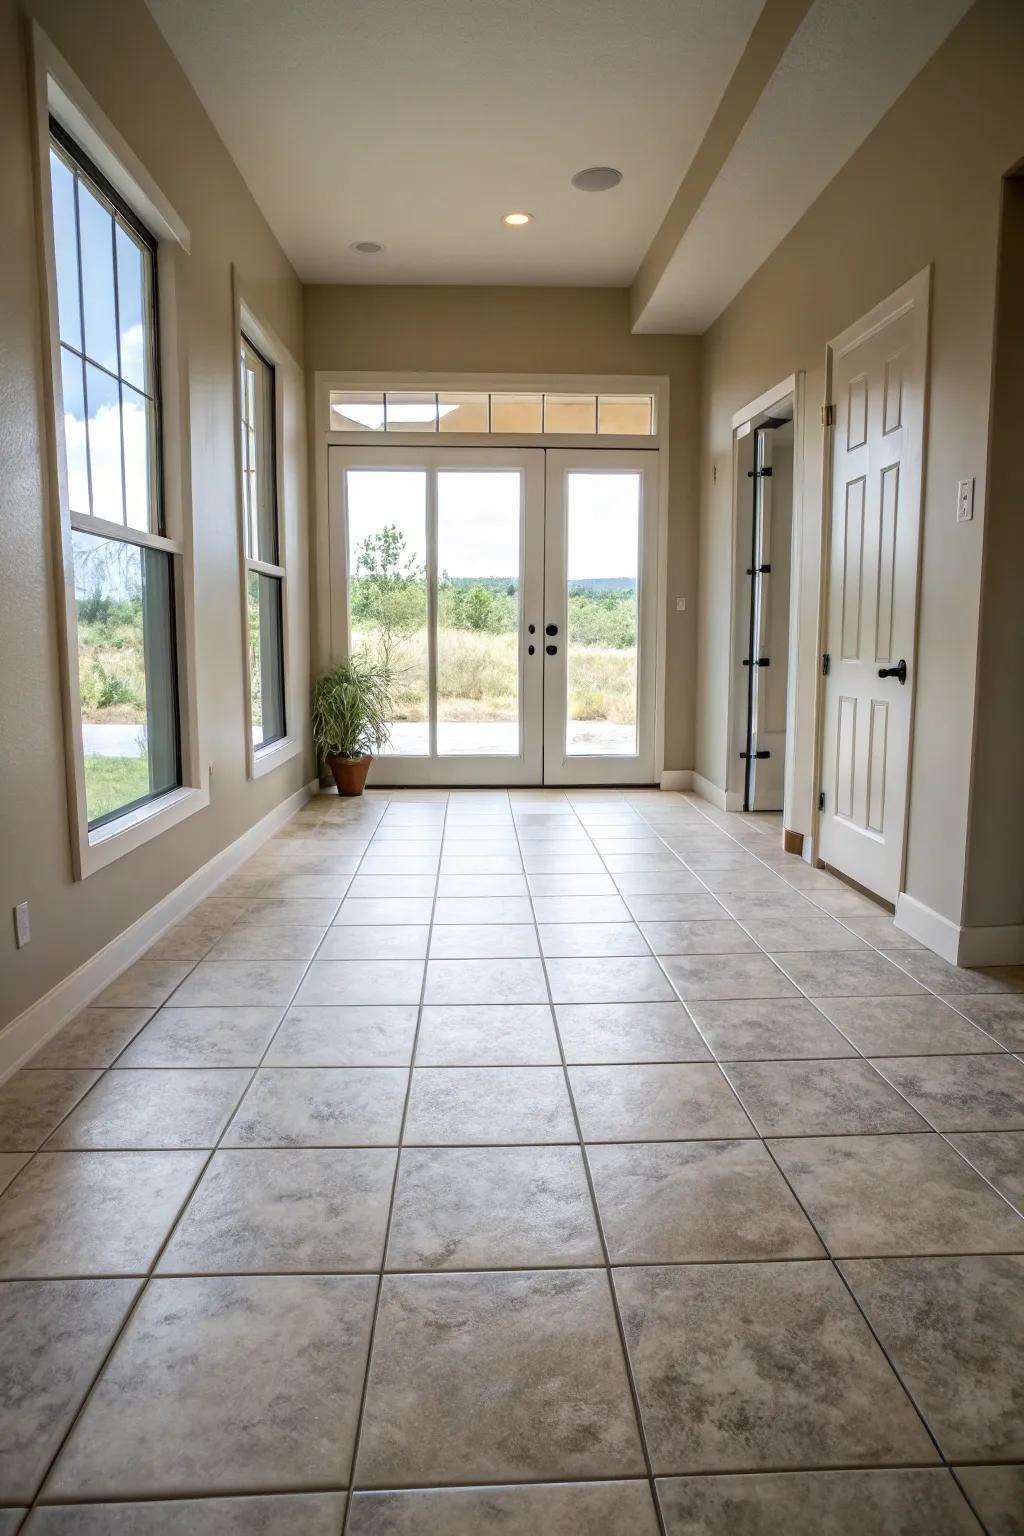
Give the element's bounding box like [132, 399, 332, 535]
[250, 735, 301, 781]
[79, 782, 209, 879]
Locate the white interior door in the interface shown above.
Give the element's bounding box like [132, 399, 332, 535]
[328, 445, 544, 785]
[543, 450, 658, 785]
[819, 271, 929, 900]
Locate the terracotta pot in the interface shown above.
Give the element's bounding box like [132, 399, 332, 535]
[326, 753, 373, 796]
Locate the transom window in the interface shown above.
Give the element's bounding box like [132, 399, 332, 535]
[49, 121, 181, 831]
[330, 389, 655, 437]
[240, 335, 286, 753]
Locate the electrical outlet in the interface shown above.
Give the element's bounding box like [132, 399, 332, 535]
[956, 477, 974, 523]
[14, 902, 30, 949]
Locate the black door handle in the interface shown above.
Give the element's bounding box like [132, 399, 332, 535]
[527, 644, 535, 655]
[878, 659, 907, 685]
[528, 623, 535, 634]
[545, 623, 558, 636]
[546, 644, 557, 655]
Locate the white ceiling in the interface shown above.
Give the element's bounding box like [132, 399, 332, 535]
[144, 0, 765, 286]
[634, 0, 974, 332]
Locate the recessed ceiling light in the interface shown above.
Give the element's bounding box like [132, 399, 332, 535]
[350, 240, 384, 254]
[571, 166, 623, 192]
[502, 212, 533, 227]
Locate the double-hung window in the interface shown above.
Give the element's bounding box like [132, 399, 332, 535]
[49, 122, 181, 832]
[239, 334, 287, 758]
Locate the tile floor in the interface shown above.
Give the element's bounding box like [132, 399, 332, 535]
[1, 788, 1023, 1535]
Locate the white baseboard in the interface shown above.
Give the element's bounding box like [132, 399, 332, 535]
[895, 893, 1024, 967]
[0, 780, 316, 1085]
[956, 922, 1024, 967]
[690, 773, 744, 813]
[659, 770, 693, 791]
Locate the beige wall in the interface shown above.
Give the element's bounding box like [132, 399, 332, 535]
[0, 0, 311, 1032]
[303, 286, 700, 772]
[695, 0, 1024, 929]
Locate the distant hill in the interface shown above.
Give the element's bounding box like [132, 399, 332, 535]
[439, 575, 635, 594]
[568, 577, 636, 593]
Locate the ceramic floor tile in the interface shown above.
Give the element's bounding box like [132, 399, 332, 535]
[203, 927, 326, 961]
[432, 897, 533, 924]
[264, 1006, 417, 1066]
[404, 1067, 576, 1144]
[953, 1465, 1024, 1536]
[233, 898, 341, 927]
[686, 999, 854, 1060]
[92, 962, 193, 1009]
[656, 1469, 981, 1536]
[883, 953, 1024, 995]
[23, 1493, 348, 1535]
[527, 873, 618, 896]
[0, 1277, 140, 1501]
[317, 926, 429, 960]
[158, 1147, 395, 1273]
[622, 894, 726, 922]
[740, 915, 867, 952]
[770, 951, 926, 996]
[612, 871, 708, 895]
[638, 920, 757, 955]
[770, 1133, 1024, 1256]
[46, 1070, 249, 1150]
[415, 1005, 559, 1065]
[539, 923, 649, 957]
[696, 869, 795, 896]
[334, 898, 435, 924]
[0, 1512, 24, 1536]
[723, 1059, 926, 1135]
[441, 856, 524, 875]
[569, 1064, 753, 1141]
[0, 1151, 204, 1277]
[45, 1274, 376, 1498]
[714, 890, 819, 920]
[293, 960, 425, 1006]
[356, 1270, 644, 1485]
[546, 957, 674, 1004]
[941, 994, 1024, 1050]
[0, 1070, 102, 1152]
[423, 959, 548, 1005]
[345, 879, 436, 902]
[435, 875, 529, 898]
[347, 1481, 659, 1535]
[361, 857, 440, 876]
[588, 1139, 822, 1263]
[839, 1256, 1024, 1461]
[271, 874, 353, 897]
[0, 1153, 28, 1196]
[429, 925, 539, 958]
[30, 1009, 155, 1068]
[660, 954, 797, 1001]
[171, 961, 307, 1007]
[815, 995, 1000, 1055]
[848, 915, 925, 949]
[115, 1007, 282, 1067]
[386, 1145, 601, 1269]
[555, 1002, 710, 1064]
[614, 1260, 936, 1474]
[869, 1053, 1024, 1130]
[224, 1067, 408, 1146]
[947, 1131, 1024, 1211]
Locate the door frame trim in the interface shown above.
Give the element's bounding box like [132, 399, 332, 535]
[315, 372, 668, 785]
[813, 265, 932, 895]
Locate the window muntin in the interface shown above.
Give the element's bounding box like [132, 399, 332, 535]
[50, 122, 182, 832]
[50, 127, 159, 534]
[329, 388, 655, 437]
[240, 334, 287, 753]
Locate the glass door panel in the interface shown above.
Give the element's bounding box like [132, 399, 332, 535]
[437, 470, 522, 756]
[565, 471, 640, 758]
[345, 468, 429, 754]
[544, 450, 658, 786]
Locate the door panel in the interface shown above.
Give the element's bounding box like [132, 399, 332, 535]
[543, 450, 658, 785]
[819, 273, 928, 900]
[328, 445, 544, 785]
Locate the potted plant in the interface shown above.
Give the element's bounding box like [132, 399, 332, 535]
[311, 655, 393, 795]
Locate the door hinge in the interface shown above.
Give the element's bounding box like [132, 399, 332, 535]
[822, 652, 831, 675]
[821, 403, 836, 427]
[740, 750, 771, 761]
[747, 466, 773, 478]
[818, 790, 826, 812]
[742, 657, 770, 668]
[746, 563, 772, 575]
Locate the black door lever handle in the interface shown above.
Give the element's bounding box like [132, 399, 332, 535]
[877, 659, 907, 684]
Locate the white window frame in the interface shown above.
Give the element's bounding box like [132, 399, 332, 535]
[232, 275, 302, 780]
[29, 23, 208, 878]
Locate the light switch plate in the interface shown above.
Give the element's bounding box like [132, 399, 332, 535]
[14, 902, 30, 948]
[956, 477, 974, 523]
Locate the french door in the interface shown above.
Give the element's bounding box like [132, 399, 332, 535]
[327, 445, 658, 785]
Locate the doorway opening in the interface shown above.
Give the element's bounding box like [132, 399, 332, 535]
[327, 445, 659, 786]
[729, 391, 798, 820]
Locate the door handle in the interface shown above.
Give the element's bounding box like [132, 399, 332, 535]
[545, 623, 558, 636]
[878, 659, 907, 685]
[545, 644, 557, 655]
